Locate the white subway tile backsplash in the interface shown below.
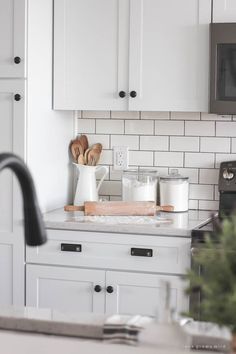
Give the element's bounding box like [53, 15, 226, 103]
[185, 153, 215, 168]
[199, 200, 219, 211]
[86, 134, 110, 149]
[200, 137, 230, 153]
[201, 113, 232, 121]
[171, 112, 200, 120]
[99, 181, 121, 196]
[99, 150, 113, 165]
[140, 136, 169, 151]
[78, 119, 95, 133]
[199, 169, 219, 185]
[155, 152, 183, 167]
[231, 138, 236, 153]
[174, 168, 199, 183]
[141, 111, 170, 120]
[215, 154, 236, 168]
[96, 120, 124, 134]
[82, 110, 110, 119]
[170, 137, 199, 152]
[110, 169, 122, 181]
[111, 111, 139, 119]
[155, 120, 184, 135]
[125, 120, 154, 135]
[185, 121, 215, 136]
[129, 151, 153, 166]
[76, 110, 236, 210]
[189, 200, 199, 209]
[189, 184, 214, 200]
[214, 186, 219, 201]
[111, 135, 139, 150]
[216, 122, 236, 137]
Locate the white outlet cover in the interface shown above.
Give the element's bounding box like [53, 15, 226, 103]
[113, 146, 129, 170]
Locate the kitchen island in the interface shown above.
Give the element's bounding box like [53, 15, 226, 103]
[0, 306, 224, 354]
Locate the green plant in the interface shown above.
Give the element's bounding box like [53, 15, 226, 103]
[186, 215, 236, 333]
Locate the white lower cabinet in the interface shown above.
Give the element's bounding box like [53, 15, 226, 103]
[105, 271, 188, 316]
[26, 265, 105, 313]
[26, 265, 188, 316]
[26, 229, 190, 316]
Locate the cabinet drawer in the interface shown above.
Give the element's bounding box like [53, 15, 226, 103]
[26, 229, 191, 275]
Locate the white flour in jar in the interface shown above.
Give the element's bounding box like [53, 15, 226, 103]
[159, 179, 189, 212]
[122, 178, 157, 203]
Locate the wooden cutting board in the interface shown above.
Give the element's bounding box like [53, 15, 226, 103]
[64, 201, 173, 216]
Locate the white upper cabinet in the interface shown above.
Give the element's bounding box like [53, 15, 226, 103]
[130, 0, 211, 112]
[54, 0, 211, 111]
[213, 0, 236, 22]
[0, 0, 26, 78]
[54, 0, 129, 111]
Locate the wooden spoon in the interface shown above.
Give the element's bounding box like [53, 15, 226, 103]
[79, 135, 89, 153]
[87, 148, 101, 166]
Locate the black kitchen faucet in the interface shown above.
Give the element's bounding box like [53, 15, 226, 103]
[0, 153, 47, 246]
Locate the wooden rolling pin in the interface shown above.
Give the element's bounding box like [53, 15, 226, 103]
[64, 201, 173, 216]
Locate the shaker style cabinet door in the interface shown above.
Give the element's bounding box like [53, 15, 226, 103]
[54, 0, 129, 110]
[105, 271, 189, 316]
[0, 0, 26, 77]
[26, 265, 106, 313]
[213, 0, 236, 22]
[0, 80, 25, 306]
[129, 0, 211, 112]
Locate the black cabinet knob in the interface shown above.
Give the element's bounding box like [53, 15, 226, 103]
[14, 56, 21, 64]
[14, 94, 21, 101]
[130, 91, 137, 98]
[119, 91, 126, 98]
[94, 285, 102, 293]
[106, 286, 114, 294]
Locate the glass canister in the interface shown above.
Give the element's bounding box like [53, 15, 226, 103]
[122, 169, 158, 203]
[159, 169, 189, 212]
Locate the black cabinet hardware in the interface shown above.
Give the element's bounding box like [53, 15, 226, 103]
[61, 243, 82, 252]
[119, 91, 126, 98]
[131, 247, 153, 257]
[14, 94, 21, 101]
[14, 56, 21, 64]
[94, 285, 102, 292]
[130, 90, 137, 98]
[106, 286, 114, 294]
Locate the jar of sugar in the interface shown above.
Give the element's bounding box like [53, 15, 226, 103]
[122, 169, 158, 203]
[159, 169, 189, 212]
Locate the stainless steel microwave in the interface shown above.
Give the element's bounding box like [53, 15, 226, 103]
[210, 23, 236, 114]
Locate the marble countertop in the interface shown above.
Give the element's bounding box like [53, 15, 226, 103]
[43, 208, 215, 237]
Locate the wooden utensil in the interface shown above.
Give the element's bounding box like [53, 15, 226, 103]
[64, 201, 174, 216]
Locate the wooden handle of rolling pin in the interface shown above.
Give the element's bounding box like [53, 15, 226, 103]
[64, 201, 173, 215]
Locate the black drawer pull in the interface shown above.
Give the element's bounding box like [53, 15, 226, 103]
[61, 243, 82, 252]
[131, 247, 153, 257]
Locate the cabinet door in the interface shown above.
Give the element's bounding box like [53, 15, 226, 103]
[54, 0, 129, 110]
[129, 0, 211, 112]
[213, 0, 236, 22]
[0, 0, 26, 77]
[26, 265, 105, 313]
[0, 80, 25, 306]
[105, 271, 188, 317]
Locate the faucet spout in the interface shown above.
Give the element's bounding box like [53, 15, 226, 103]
[0, 153, 47, 246]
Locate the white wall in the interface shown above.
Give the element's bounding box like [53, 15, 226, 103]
[76, 110, 236, 211]
[27, 0, 73, 212]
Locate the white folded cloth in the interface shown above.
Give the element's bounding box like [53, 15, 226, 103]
[103, 314, 153, 345]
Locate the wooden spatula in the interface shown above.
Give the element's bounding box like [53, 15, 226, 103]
[64, 201, 174, 216]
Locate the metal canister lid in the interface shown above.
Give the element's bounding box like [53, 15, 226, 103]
[159, 169, 189, 181]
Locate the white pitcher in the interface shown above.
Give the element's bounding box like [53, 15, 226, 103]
[73, 164, 108, 205]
